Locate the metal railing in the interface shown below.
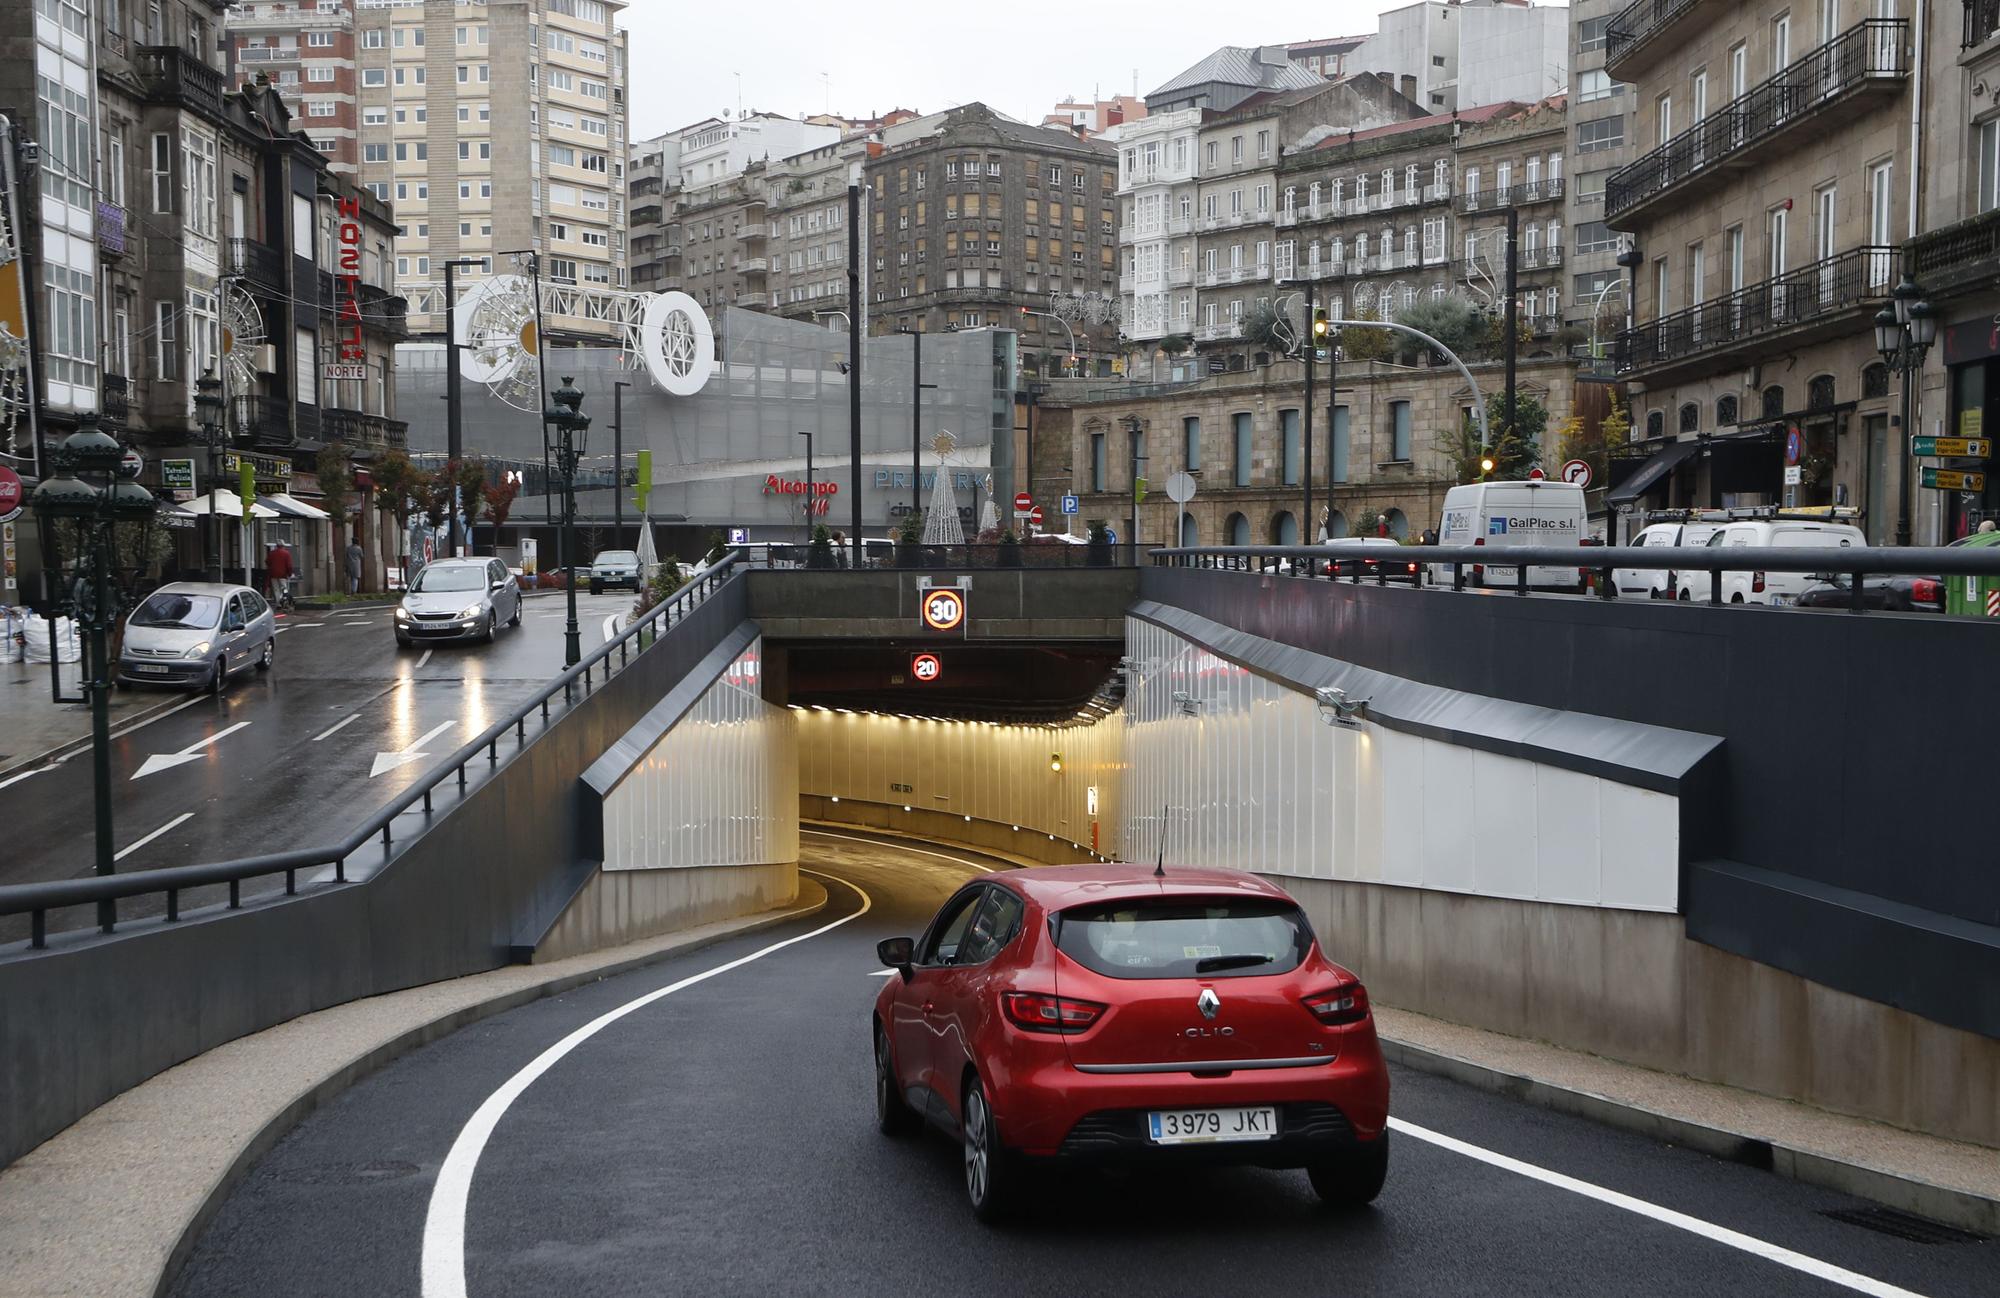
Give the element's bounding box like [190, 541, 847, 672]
[0, 556, 745, 948]
[1906, 205, 2000, 289]
[136, 45, 224, 120]
[1155, 542, 2000, 607]
[733, 541, 1146, 570]
[1461, 178, 1566, 212]
[1606, 0, 1705, 68]
[1606, 20, 1908, 221]
[228, 237, 287, 290]
[1616, 245, 1896, 374]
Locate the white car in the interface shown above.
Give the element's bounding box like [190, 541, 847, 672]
[119, 582, 276, 692]
[1674, 519, 1867, 605]
[1615, 520, 1725, 598]
[395, 558, 522, 646]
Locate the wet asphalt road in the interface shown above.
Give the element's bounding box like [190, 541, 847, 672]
[171, 829, 1997, 1298]
[0, 592, 634, 933]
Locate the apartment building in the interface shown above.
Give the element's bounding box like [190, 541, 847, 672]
[1190, 77, 1424, 351]
[1115, 108, 1203, 345]
[863, 105, 1119, 375]
[764, 138, 867, 324]
[1345, 1, 1570, 113]
[1041, 94, 1145, 138]
[1286, 36, 1371, 82]
[230, 0, 631, 343]
[674, 112, 839, 192]
[1455, 96, 1568, 335]
[1605, 0, 1912, 537]
[1146, 46, 1323, 114]
[2, 0, 404, 594]
[228, 1, 360, 173]
[672, 172, 769, 315]
[627, 133, 675, 291]
[1567, 0, 1639, 337]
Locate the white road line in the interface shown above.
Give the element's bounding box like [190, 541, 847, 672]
[415, 649, 434, 670]
[420, 871, 872, 1298]
[0, 767, 45, 790]
[1387, 1117, 1931, 1298]
[113, 812, 195, 863]
[287, 622, 326, 629]
[107, 694, 207, 742]
[310, 714, 361, 743]
[802, 827, 995, 873]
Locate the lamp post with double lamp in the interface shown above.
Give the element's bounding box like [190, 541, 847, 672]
[195, 370, 225, 580]
[543, 376, 591, 668]
[31, 413, 161, 928]
[1875, 276, 1937, 547]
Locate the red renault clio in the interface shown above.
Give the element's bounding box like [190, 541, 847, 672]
[872, 864, 1390, 1220]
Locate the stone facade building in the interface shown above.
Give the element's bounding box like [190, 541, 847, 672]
[1455, 96, 1569, 335]
[764, 138, 867, 325]
[1567, 0, 1638, 337]
[1042, 355, 1576, 547]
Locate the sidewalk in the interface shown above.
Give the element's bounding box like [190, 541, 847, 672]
[0, 659, 187, 781]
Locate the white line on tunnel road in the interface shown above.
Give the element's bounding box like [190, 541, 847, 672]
[802, 827, 995, 873]
[113, 812, 195, 862]
[1386, 1117, 1931, 1298]
[310, 714, 361, 743]
[414, 649, 434, 670]
[419, 870, 873, 1298]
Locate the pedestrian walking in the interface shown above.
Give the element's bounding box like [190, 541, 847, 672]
[345, 538, 363, 595]
[266, 540, 294, 607]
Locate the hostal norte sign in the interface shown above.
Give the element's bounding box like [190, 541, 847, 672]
[324, 197, 367, 382]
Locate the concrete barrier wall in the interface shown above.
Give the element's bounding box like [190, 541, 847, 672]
[1283, 874, 2000, 1150]
[800, 796, 1108, 866]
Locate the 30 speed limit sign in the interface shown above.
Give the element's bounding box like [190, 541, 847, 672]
[920, 587, 966, 631]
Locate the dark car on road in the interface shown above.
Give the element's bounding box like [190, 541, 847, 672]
[1794, 572, 1943, 613]
[873, 864, 1390, 1221]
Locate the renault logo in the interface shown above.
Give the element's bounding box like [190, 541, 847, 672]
[1197, 988, 1221, 1020]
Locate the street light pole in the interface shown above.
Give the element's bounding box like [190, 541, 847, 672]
[1876, 276, 1936, 547]
[195, 371, 224, 580]
[441, 257, 481, 559]
[797, 429, 814, 537]
[543, 377, 592, 667]
[613, 379, 631, 547]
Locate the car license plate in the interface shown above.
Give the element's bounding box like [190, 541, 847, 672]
[134, 664, 170, 674]
[1147, 1105, 1277, 1145]
[1770, 594, 1795, 606]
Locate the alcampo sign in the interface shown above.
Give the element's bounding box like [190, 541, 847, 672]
[762, 475, 838, 517]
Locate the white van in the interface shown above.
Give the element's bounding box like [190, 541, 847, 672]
[1432, 479, 1586, 590]
[1673, 519, 1867, 605]
[1615, 518, 1725, 598]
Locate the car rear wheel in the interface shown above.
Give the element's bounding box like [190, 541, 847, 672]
[1308, 1131, 1389, 1209]
[873, 1025, 919, 1137]
[962, 1076, 1016, 1222]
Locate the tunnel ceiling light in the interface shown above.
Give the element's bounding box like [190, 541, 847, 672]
[830, 796, 840, 803]
[904, 805, 913, 812]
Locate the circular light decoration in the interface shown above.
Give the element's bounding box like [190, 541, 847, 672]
[220, 281, 266, 396]
[639, 290, 714, 397]
[454, 274, 544, 410]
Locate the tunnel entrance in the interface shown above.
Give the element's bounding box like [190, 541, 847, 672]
[767, 639, 1125, 725]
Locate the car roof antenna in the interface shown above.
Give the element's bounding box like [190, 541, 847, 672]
[1154, 804, 1168, 878]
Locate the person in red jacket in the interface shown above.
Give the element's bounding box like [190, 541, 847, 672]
[265, 541, 294, 606]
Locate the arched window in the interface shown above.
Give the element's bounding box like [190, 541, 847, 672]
[1227, 512, 1250, 546]
[1326, 509, 1349, 539]
[1646, 409, 1665, 438]
[1272, 511, 1299, 545]
[1382, 507, 1409, 539]
[1761, 385, 1785, 419]
[1179, 512, 1198, 547]
[1807, 374, 1836, 410]
[1678, 402, 1700, 433]
[1716, 394, 1739, 426]
[1862, 363, 1890, 399]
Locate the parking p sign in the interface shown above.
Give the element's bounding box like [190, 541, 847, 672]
[1060, 494, 1080, 515]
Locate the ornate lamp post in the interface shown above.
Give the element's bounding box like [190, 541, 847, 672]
[542, 376, 591, 667]
[31, 413, 161, 926]
[195, 369, 225, 580]
[1874, 275, 1936, 547]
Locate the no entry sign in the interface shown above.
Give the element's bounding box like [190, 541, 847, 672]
[1014, 492, 1033, 512]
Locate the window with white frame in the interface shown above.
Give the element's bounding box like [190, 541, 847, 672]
[308, 66, 334, 82]
[155, 299, 177, 382]
[42, 262, 96, 393]
[182, 129, 217, 238]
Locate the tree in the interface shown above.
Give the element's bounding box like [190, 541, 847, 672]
[483, 475, 520, 554]
[1600, 391, 1632, 451]
[1157, 333, 1193, 357]
[1389, 295, 1486, 366]
[317, 442, 354, 570]
[369, 450, 424, 573]
[1242, 299, 1297, 355]
[1437, 393, 1545, 483]
[1338, 305, 1393, 362]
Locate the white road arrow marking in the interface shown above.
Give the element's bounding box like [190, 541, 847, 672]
[131, 722, 252, 780]
[370, 720, 456, 778]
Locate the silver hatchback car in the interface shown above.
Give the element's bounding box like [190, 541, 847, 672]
[395, 557, 521, 646]
[119, 582, 276, 692]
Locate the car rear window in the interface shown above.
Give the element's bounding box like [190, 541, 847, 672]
[1056, 896, 1313, 979]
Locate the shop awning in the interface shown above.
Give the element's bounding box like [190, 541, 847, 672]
[1607, 438, 1703, 507]
[260, 492, 332, 521]
[181, 489, 280, 518]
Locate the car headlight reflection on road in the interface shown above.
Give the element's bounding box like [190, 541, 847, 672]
[183, 642, 211, 659]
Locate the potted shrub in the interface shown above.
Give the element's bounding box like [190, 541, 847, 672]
[895, 511, 924, 568]
[806, 524, 836, 570]
[997, 529, 1023, 568]
[1086, 519, 1113, 567]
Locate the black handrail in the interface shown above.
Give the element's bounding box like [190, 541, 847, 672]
[1615, 246, 1897, 373]
[0, 554, 746, 948]
[1606, 0, 1704, 66]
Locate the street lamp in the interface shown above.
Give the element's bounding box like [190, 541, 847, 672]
[194, 370, 226, 580]
[31, 413, 160, 928]
[542, 376, 592, 667]
[1019, 307, 1079, 376]
[1875, 275, 1936, 547]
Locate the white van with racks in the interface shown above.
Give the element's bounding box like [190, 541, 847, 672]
[1615, 516, 1726, 598]
[1673, 516, 1867, 605]
[1432, 478, 1586, 590]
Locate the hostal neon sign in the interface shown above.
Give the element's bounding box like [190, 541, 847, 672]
[335, 197, 365, 365]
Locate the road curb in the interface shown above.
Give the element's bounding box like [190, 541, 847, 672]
[1378, 1036, 2000, 1236]
[145, 884, 829, 1298]
[292, 601, 399, 613]
[0, 693, 188, 782]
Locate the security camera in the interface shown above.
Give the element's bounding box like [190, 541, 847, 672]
[1315, 685, 1369, 727]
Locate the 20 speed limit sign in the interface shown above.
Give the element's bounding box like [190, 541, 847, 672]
[920, 587, 966, 631]
[911, 653, 942, 682]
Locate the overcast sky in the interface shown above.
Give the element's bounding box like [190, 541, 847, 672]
[619, 0, 1565, 143]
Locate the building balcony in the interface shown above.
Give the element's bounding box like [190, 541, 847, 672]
[1605, 21, 1909, 226]
[236, 45, 303, 63]
[1195, 322, 1243, 342]
[1461, 178, 1565, 213]
[1523, 244, 1565, 269]
[1615, 245, 1897, 384]
[1166, 264, 1194, 286]
[229, 237, 287, 291]
[137, 46, 224, 122]
[231, 394, 293, 448]
[1968, 0, 2000, 48]
[739, 257, 769, 276]
[1424, 182, 1452, 202]
[321, 408, 408, 455]
[1907, 205, 2000, 298]
[229, 2, 348, 28]
[1605, 0, 1709, 80]
[97, 203, 128, 258]
[101, 374, 130, 427]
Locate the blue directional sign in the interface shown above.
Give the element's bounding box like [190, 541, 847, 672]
[1060, 494, 1080, 515]
[1105, 527, 1118, 544]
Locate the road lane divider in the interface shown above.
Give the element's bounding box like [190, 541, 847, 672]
[414, 649, 434, 670]
[310, 715, 360, 743]
[112, 812, 195, 863]
[1387, 1117, 1932, 1298]
[419, 870, 872, 1298]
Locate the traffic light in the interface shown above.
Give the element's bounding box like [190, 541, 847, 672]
[1311, 307, 1329, 339]
[1479, 455, 1497, 476]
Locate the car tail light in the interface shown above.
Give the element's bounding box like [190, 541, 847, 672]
[1303, 982, 1371, 1026]
[1752, 571, 1766, 594]
[1406, 562, 1418, 574]
[1002, 990, 1105, 1033]
[1911, 578, 1940, 604]
[1472, 535, 1484, 582]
